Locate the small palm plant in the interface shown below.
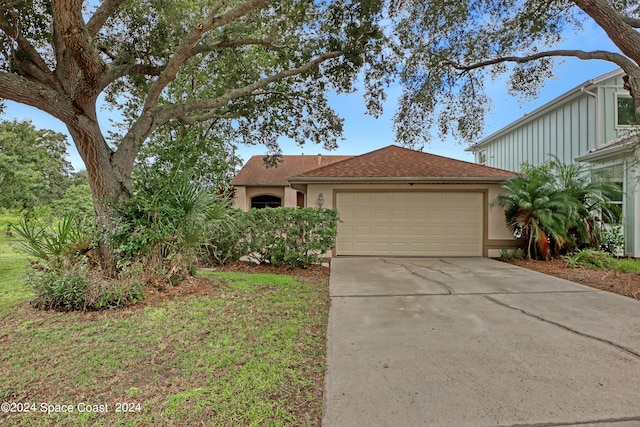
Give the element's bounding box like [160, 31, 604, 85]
[108, 175, 234, 283]
[495, 169, 579, 260]
[547, 158, 621, 248]
[164, 178, 233, 255]
[12, 212, 93, 269]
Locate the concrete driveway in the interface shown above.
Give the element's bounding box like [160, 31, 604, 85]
[323, 257, 640, 427]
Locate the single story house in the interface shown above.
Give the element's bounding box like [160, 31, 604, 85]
[233, 145, 519, 257]
[465, 68, 640, 257]
[231, 154, 352, 209]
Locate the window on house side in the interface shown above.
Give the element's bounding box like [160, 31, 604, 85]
[617, 96, 638, 126]
[250, 195, 281, 209]
[479, 150, 486, 165]
[594, 165, 623, 224]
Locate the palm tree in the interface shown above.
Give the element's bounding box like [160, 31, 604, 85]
[547, 158, 621, 249]
[495, 169, 580, 260]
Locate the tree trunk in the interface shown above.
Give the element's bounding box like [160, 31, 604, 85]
[66, 113, 135, 275]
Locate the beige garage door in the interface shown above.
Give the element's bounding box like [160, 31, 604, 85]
[336, 192, 483, 256]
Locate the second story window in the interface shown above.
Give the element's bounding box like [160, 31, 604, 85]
[478, 150, 486, 165]
[617, 96, 638, 126]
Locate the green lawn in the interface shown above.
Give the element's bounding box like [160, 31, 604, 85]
[610, 257, 640, 273]
[0, 268, 330, 426]
[0, 232, 32, 318]
[564, 249, 640, 273]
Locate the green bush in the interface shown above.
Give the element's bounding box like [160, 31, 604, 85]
[94, 279, 145, 310]
[499, 248, 525, 260]
[563, 249, 615, 270]
[205, 207, 339, 268]
[29, 263, 145, 311]
[600, 225, 624, 256]
[30, 268, 90, 311]
[106, 178, 231, 264]
[202, 212, 243, 265]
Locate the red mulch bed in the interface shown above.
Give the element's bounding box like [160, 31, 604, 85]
[504, 258, 640, 300]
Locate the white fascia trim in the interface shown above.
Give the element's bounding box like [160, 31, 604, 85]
[575, 142, 635, 163]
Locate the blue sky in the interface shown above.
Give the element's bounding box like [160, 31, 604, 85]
[1, 19, 619, 171]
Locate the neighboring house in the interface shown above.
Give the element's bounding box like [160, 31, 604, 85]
[466, 69, 640, 258]
[233, 145, 519, 257]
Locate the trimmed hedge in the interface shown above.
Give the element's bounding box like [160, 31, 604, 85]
[204, 207, 339, 268]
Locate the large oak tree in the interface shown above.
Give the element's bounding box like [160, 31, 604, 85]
[0, 0, 386, 225]
[389, 0, 640, 146]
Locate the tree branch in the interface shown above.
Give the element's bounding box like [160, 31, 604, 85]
[0, 72, 75, 123]
[100, 63, 165, 91]
[114, 0, 270, 180]
[621, 15, 640, 28]
[86, 0, 127, 37]
[177, 112, 242, 125]
[52, 0, 105, 86]
[573, 0, 640, 66]
[448, 49, 637, 76]
[154, 50, 342, 127]
[0, 10, 58, 89]
[190, 38, 290, 55]
[143, 0, 268, 113]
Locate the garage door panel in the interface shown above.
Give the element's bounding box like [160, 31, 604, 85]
[336, 192, 483, 256]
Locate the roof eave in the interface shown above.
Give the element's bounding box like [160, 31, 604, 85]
[231, 182, 289, 187]
[576, 144, 636, 163]
[287, 176, 512, 184]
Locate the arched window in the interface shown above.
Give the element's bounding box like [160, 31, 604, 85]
[251, 195, 281, 209]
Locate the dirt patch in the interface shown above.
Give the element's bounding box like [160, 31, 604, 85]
[207, 260, 330, 282]
[504, 258, 640, 300]
[133, 262, 329, 307]
[142, 275, 222, 305]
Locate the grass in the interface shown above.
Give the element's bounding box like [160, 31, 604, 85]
[564, 249, 640, 273]
[0, 231, 32, 318]
[0, 269, 330, 426]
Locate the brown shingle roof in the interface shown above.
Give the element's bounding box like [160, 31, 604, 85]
[231, 155, 353, 186]
[291, 145, 516, 181]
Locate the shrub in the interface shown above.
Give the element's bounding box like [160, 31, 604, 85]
[30, 267, 90, 311]
[94, 279, 145, 310]
[106, 178, 232, 266]
[495, 159, 621, 260]
[12, 209, 147, 311]
[600, 225, 624, 256]
[499, 248, 525, 260]
[205, 207, 339, 268]
[29, 262, 145, 311]
[563, 249, 615, 270]
[202, 212, 243, 265]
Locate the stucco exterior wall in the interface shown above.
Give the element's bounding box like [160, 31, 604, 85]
[233, 186, 247, 210]
[233, 186, 304, 211]
[232, 186, 285, 211]
[283, 187, 299, 208]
